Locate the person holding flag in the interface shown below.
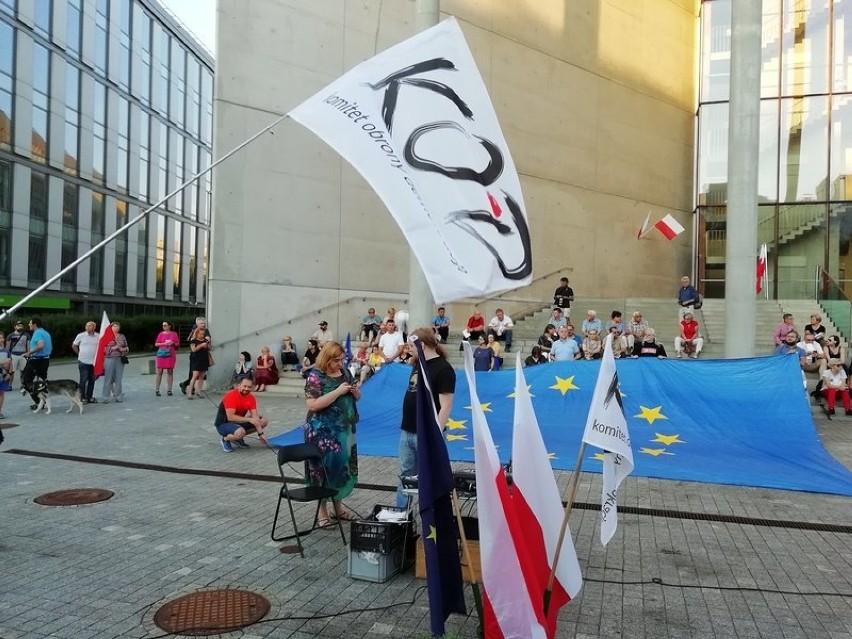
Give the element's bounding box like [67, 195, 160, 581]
[396, 328, 455, 509]
[581, 333, 635, 545]
[410, 330, 466, 637]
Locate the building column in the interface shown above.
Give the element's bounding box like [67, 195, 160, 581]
[407, 0, 439, 333]
[724, 1, 762, 358]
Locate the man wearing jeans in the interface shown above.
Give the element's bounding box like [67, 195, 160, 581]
[72, 321, 100, 403]
[22, 317, 52, 409]
[396, 329, 455, 509]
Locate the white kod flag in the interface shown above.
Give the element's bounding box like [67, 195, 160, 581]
[581, 334, 634, 546]
[288, 17, 532, 302]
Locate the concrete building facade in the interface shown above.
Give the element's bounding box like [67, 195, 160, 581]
[209, 0, 697, 373]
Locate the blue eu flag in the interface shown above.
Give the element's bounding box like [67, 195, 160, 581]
[413, 339, 466, 636]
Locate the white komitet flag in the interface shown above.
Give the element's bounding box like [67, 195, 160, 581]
[581, 334, 634, 546]
[288, 17, 532, 303]
[462, 343, 544, 639]
[511, 354, 582, 635]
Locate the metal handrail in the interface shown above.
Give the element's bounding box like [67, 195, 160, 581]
[283, 294, 409, 327]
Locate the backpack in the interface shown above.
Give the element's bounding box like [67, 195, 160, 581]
[694, 294, 703, 310]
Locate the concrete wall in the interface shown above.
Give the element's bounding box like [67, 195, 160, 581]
[209, 0, 698, 383]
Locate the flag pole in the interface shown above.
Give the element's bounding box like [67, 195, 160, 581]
[543, 440, 587, 615]
[0, 113, 291, 322]
[451, 488, 484, 638]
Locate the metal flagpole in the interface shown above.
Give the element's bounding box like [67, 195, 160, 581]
[0, 112, 292, 322]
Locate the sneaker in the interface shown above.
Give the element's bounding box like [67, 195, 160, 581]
[676, 352, 682, 358]
[235, 439, 250, 449]
[115, 398, 124, 403]
[88, 398, 97, 404]
[167, 391, 173, 396]
[221, 438, 233, 453]
[690, 353, 699, 359]
[179, 382, 188, 395]
[155, 390, 161, 397]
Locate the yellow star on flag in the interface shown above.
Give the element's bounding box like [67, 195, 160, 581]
[546, 452, 557, 459]
[445, 434, 468, 442]
[426, 525, 437, 542]
[465, 402, 492, 412]
[640, 447, 675, 457]
[634, 405, 668, 424]
[445, 418, 467, 430]
[507, 385, 534, 399]
[549, 376, 579, 395]
[652, 433, 685, 446]
[590, 453, 606, 461]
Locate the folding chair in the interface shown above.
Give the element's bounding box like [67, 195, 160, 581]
[271, 442, 346, 556]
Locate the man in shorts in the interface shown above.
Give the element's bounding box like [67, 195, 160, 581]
[214, 377, 269, 452]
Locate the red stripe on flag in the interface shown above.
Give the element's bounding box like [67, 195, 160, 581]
[655, 222, 678, 240]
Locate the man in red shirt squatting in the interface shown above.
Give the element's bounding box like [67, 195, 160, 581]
[214, 377, 270, 452]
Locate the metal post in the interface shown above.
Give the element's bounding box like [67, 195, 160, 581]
[407, 0, 440, 331]
[723, 1, 762, 358]
[0, 113, 291, 321]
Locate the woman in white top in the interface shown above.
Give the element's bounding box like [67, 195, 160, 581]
[820, 359, 851, 415]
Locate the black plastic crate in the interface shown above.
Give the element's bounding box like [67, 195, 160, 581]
[350, 505, 411, 555]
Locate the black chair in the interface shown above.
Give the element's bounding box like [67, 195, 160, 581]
[271, 442, 346, 556]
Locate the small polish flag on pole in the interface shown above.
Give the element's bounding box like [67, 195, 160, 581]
[93, 311, 114, 378]
[756, 243, 768, 294]
[637, 211, 652, 239]
[654, 214, 685, 240]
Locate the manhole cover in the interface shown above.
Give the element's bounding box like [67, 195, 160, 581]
[34, 488, 114, 506]
[154, 589, 270, 636]
[0, 422, 19, 429]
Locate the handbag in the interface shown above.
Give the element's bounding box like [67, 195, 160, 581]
[208, 351, 215, 366]
[120, 355, 129, 365]
[156, 348, 171, 358]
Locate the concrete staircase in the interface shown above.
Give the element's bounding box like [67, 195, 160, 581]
[264, 297, 842, 396]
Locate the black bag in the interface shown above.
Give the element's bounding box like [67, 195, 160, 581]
[693, 294, 703, 310]
[120, 355, 129, 365]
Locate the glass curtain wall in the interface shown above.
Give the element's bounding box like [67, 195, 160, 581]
[697, 0, 852, 299]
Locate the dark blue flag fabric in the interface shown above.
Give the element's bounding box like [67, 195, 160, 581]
[270, 355, 852, 497]
[412, 339, 466, 636]
[344, 332, 352, 367]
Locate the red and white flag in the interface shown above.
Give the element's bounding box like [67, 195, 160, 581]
[462, 343, 544, 639]
[756, 243, 768, 294]
[511, 353, 582, 636]
[93, 311, 114, 378]
[654, 214, 685, 240]
[637, 211, 651, 239]
[581, 334, 634, 546]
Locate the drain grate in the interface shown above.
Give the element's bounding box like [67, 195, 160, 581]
[153, 589, 270, 636]
[34, 488, 114, 506]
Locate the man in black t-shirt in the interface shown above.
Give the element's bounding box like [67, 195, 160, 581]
[396, 329, 456, 509]
[553, 276, 574, 319]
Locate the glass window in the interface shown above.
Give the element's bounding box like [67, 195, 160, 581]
[95, 0, 108, 76]
[830, 95, 852, 201]
[0, 22, 12, 150]
[61, 183, 78, 290]
[34, 0, 51, 38]
[834, 0, 852, 92]
[136, 215, 146, 295]
[169, 45, 186, 127]
[0, 160, 11, 215]
[93, 82, 106, 183]
[778, 96, 828, 201]
[65, 64, 80, 174]
[700, 0, 731, 102]
[116, 97, 129, 191]
[90, 191, 105, 293]
[777, 203, 826, 297]
[138, 112, 149, 200]
[758, 99, 780, 202]
[155, 214, 164, 296]
[132, 7, 151, 102]
[828, 202, 852, 295]
[114, 201, 127, 294]
[172, 223, 182, 296]
[31, 45, 49, 163]
[188, 224, 196, 299]
[697, 102, 728, 206]
[762, 0, 782, 97]
[28, 173, 48, 285]
[67, 0, 82, 57]
[0, 0, 15, 17]
[781, 0, 829, 96]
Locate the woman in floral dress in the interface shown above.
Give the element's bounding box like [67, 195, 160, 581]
[304, 340, 360, 526]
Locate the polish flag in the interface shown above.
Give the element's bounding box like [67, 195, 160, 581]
[511, 353, 583, 636]
[756, 243, 767, 294]
[654, 214, 685, 240]
[637, 211, 651, 239]
[461, 343, 547, 639]
[93, 311, 114, 378]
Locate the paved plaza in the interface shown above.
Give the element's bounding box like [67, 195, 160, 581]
[0, 354, 851, 639]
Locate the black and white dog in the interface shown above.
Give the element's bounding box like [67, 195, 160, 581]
[21, 378, 84, 415]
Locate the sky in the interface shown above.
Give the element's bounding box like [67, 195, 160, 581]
[159, 0, 217, 55]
